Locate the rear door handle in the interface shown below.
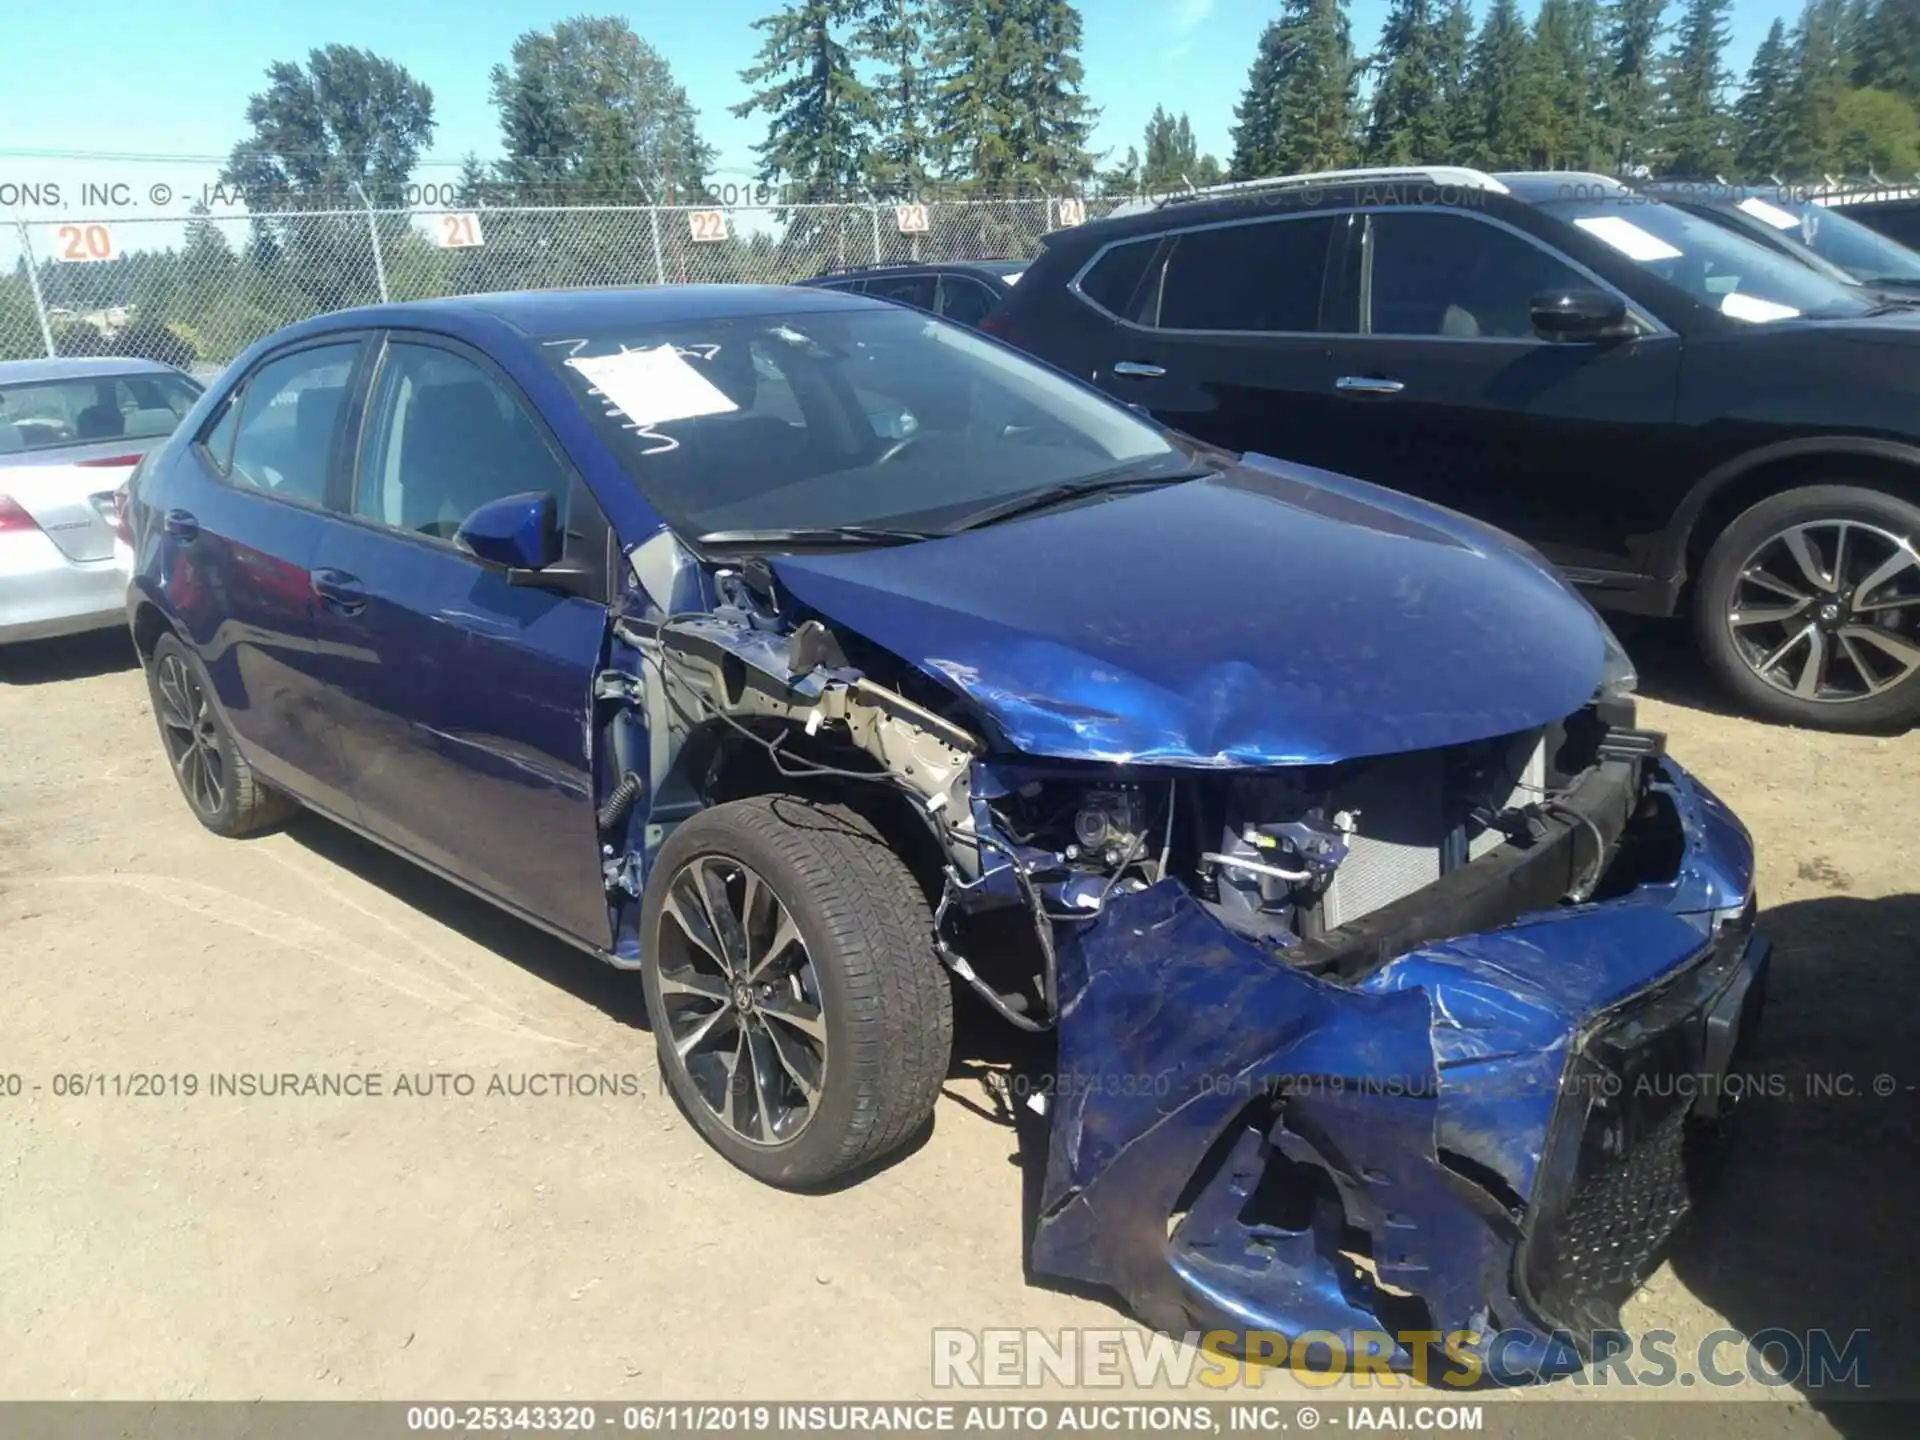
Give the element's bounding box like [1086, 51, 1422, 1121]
[1111, 361, 1167, 379]
[1335, 375, 1406, 396]
[311, 568, 368, 616]
[163, 508, 199, 540]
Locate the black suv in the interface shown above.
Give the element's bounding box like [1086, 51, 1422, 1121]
[800, 260, 1026, 328]
[990, 167, 1920, 730]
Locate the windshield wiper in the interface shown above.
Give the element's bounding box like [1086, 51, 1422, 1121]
[696, 524, 942, 549]
[944, 466, 1214, 533]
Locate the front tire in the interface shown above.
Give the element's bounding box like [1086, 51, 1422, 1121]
[146, 632, 297, 836]
[639, 795, 953, 1188]
[1694, 485, 1920, 730]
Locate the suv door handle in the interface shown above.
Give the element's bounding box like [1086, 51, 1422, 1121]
[311, 568, 368, 616]
[163, 508, 199, 540]
[1112, 361, 1167, 378]
[1335, 375, 1406, 396]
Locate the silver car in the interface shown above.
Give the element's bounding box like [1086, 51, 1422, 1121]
[0, 356, 202, 644]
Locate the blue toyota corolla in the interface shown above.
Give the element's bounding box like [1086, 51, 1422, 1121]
[125, 285, 1767, 1374]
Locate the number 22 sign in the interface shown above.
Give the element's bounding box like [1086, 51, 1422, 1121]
[54, 224, 117, 263]
[433, 213, 486, 249]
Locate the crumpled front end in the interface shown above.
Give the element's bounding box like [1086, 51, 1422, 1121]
[1030, 758, 1767, 1378]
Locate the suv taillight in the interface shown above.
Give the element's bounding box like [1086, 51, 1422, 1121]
[0, 495, 41, 534]
[77, 453, 143, 468]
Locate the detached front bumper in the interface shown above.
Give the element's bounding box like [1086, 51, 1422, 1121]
[1030, 757, 1765, 1378]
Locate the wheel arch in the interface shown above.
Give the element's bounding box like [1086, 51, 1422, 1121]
[1663, 438, 1920, 608]
[129, 595, 175, 665]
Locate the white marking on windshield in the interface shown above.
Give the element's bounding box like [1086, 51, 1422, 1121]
[566, 346, 739, 457]
[1573, 215, 1685, 262]
[1737, 196, 1802, 231]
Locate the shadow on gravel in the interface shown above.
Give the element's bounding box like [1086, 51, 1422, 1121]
[0, 628, 139, 685]
[282, 810, 652, 1033]
[1670, 891, 1919, 1434]
[1609, 614, 1756, 721]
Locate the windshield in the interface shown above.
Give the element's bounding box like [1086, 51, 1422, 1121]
[545, 306, 1184, 538]
[1541, 193, 1874, 322]
[1734, 194, 1920, 285]
[0, 371, 200, 454]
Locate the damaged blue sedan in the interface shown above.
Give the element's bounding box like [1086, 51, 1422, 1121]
[125, 285, 1767, 1374]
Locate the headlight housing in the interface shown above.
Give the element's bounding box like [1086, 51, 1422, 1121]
[1597, 620, 1639, 701]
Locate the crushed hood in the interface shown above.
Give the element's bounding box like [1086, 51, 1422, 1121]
[769, 455, 1605, 766]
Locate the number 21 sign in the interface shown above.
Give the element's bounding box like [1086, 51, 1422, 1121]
[433, 213, 486, 249]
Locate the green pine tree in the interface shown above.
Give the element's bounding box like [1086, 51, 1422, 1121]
[928, 0, 1096, 191]
[1656, 0, 1734, 176]
[1532, 0, 1607, 168]
[1365, 0, 1450, 164]
[858, 0, 935, 196]
[1432, 0, 1480, 161]
[1229, 0, 1359, 179]
[1735, 19, 1796, 176]
[1602, 0, 1668, 171]
[734, 0, 878, 199]
[1854, 0, 1920, 106]
[1142, 107, 1222, 189]
[1785, 0, 1862, 173]
[1466, 0, 1545, 167]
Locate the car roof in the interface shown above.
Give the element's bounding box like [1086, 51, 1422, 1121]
[313, 283, 882, 338]
[1490, 171, 1629, 204]
[0, 355, 181, 383]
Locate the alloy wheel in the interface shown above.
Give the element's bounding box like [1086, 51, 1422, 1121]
[654, 855, 827, 1146]
[1726, 519, 1920, 704]
[155, 653, 227, 816]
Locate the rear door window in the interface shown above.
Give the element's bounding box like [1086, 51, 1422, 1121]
[1075, 238, 1161, 320]
[1156, 216, 1339, 332]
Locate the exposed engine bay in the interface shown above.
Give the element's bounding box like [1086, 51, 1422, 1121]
[594, 549, 1679, 1019]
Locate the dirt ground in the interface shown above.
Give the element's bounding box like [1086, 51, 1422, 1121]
[1, 619, 1913, 1433]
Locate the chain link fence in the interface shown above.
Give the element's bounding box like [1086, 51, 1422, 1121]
[0, 197, 1123, 374]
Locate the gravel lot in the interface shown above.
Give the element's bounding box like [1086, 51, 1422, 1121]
[1, 620, 1913, 1434]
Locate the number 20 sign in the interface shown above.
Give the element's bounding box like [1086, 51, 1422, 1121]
[54, 224, 118, 263]
[433, 213, 486, 249]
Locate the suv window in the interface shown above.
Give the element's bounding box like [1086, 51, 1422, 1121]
[938, 276, 998, 327]
[1157, 216, 1338, 332]
[1368, 211, 1590, 339]
[356, 342, 570, 541]
[864, 274, 939, 311]
[225, 343, 360, 502]
[1077, 238, 1160, 320]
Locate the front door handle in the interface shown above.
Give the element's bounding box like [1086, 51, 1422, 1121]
[163, 508, 199, 540]
[1335, 375, 1406, 396]
[311, 568, 368, 616]
[1111, 361, 1167, 379]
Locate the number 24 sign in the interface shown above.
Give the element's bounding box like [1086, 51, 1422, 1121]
[53, 224, 117, 263]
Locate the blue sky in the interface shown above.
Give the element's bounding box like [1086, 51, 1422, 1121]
[1, 0, 1802, 209]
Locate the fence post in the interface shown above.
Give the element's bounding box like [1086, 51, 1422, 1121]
[870, 203, 883, 267]
[352, 183, 391, 304]
[16, 221, 56, 358]
[650, 207, 666, 286]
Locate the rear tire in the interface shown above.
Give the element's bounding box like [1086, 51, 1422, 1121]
[146, 632, 298, 837]
[1694, 484, 1920, 731]
[640, 795, 952, 1188]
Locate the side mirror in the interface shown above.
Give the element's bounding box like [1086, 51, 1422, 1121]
[454, 491, 600, 600]
[1530, 288, 1634, 342]
[454, 492, 563, 571]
